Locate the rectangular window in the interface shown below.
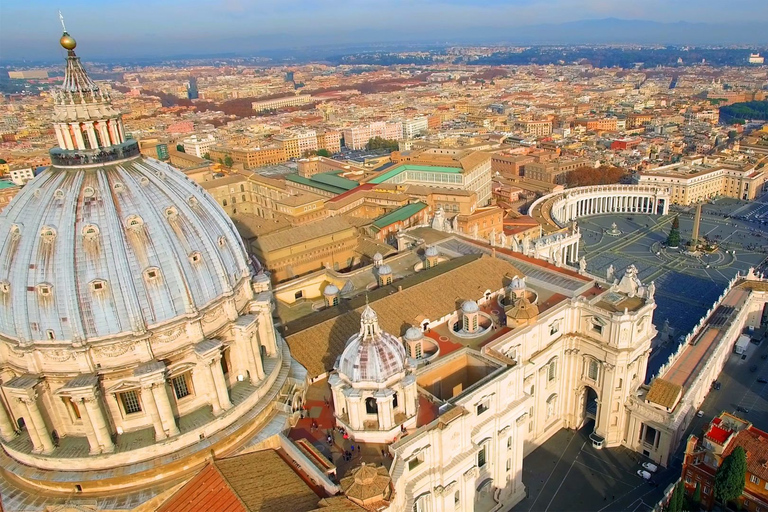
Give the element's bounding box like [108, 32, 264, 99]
[588, 360, 599, 381]
[408, 454, 423, 471]
[172, 374, 191, 400]
[120, 390, 142, 415]
[477, 446, 487, 468]
[476, 400, 489, 415]
[548, 361, 557, 382]
[751, 474, 760, 485]
[63, 397, 81, 420]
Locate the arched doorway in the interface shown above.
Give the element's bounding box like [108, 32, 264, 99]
[475, 478, 497, 512]
[580, 386, 599, 429]
[365, 397, 378, 414]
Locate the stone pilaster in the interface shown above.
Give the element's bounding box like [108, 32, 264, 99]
[209, 354, 233, 412]
[375, 390, 395, 431]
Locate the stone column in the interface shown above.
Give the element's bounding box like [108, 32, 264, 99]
[54, 124, 67, 150]
[254, 298, 278, 357]
[248, 333, 265, 381]
[140, 386, 167, 441]
[98, 122, 110, 148]
[151, 383, 180, 437]
[0, 396, 17, 442]
[346, 392, 362, 430]
[21, 396, 54, 454]
[209, 355, 233, 412]
[72, 123, 86, 150]
[403, 375, 417, 418]
[116, 119, 126, 143]
[82, 396, 115, 453]
[76, 398, 103, 454]
[85, 122, 98, 149]
[376, 391, 395, 431]
[107, 120, 119, 145]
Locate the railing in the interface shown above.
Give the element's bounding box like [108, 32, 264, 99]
[49, 140, 141, 167]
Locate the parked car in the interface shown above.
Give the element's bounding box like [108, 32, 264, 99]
[742, 355, 748, 360]
[714, 382, 722, 390]
[758, 378, 768, 384]
[750, 365, 758, 372]
[697, 410, 705, 418]
[637, 470, 652, 480]
[642, 462, 659, 473]
[736, 406, 750, 414]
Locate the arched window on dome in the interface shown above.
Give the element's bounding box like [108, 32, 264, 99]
[40, 226, 57, 243]
[125, 215, 144, 231]
[392, 392, 398, 409]
[365, 397, 378, 415]
[82, 224, 100, 241]
[189, 252, 202, 265]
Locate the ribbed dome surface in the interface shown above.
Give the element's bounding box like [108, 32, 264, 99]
[337, 305, 406, 383]
[0, 157, 251, 344]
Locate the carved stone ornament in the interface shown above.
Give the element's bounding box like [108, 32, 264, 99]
[464, 466, 479, 480]
[153, 327, 183, 344]
[202, 307, 222, 324]
[433, 485, 445, 496]
[94, 341, 135, 358]
[516, 413, 529, 425]
[443, 480, 457, 492]
[42, 349, 72, 362]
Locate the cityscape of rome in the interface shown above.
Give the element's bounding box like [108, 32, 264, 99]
[0, 1, 768, 511]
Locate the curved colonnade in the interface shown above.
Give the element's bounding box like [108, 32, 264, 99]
[530, 184, 672, 230]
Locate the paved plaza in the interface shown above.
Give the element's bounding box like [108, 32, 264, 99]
[577, 194, 768, 377]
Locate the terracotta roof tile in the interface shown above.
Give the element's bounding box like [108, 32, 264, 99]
[158, 464, 247, 512]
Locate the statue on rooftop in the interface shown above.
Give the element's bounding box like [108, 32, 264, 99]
[489, 228, 497, 246]
[647, 280, 656, 301]
[579, 256, 587, 274]
[606, 264, 615, 282]
[522, 233, 531, 255]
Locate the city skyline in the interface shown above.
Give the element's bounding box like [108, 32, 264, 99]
[1, 0, 768, 61]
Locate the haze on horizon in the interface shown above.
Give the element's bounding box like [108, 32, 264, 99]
[1, 0, 768, 62]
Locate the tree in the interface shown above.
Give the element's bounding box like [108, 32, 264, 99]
[224, 155, 234, 168]
[203, 152, 210, 160]
[365, 136, 399, 152]
[316, 148, 331, 157]
[176, 144, 185, 153]
[691, 482, 702, 509]
[715, 445, 747, 507]
[667, 215, 681, 248]
[0, 159, 6, 164]
[668, 481, 685, 512]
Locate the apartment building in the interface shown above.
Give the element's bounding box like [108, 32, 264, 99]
[343, 121, 403, 150]
[524, 156, 591, 185]
[517, 119, 553, 137]
[402, 117, 429, 139]
[208, 145, 287, 169]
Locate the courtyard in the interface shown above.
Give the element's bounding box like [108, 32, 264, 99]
[577, 194, 768, 378]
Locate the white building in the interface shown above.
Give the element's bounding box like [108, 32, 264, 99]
[8, 167, 34, 186]
[181, 133, 216, 158]
[402, 117, 428, 140]
[343, 121, 404, 150]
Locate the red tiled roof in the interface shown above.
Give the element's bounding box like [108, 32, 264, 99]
[723, 426, 768, 482]
[158, 464, 246, 512]
[706, 424, 733, 445]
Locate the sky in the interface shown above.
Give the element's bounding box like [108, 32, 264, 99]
[1, 0, 767, 61]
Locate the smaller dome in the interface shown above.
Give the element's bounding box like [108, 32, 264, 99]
[255, 273, 270, 283]
[324, 284, 340, 296]
[461, 300, 479, 314]
[509, 275, 526, 290]
[404, 326, 423, 341]
[425, 246, 439, 257]
[373, 252, 383, 262]
[508, 296, 539, 323]
[378, 264, 392, 275]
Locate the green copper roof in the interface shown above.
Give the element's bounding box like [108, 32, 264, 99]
[310, 172, 358, 191]
[0, 180, 16, 189]
[368, 164, 463, 184]
[372, 202, 427, 230]
[285, 173, 347, 194]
